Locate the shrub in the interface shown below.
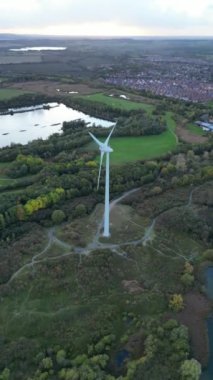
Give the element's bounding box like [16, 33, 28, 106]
[169, 294, 184, 312]
[51, 210, 66, 224]
[181, 273, 195, 288]
[74, 204, 87, 217]
[202, 249, 213, 261]
[151, 186, 162, 196]
[184, 262, 194, 274]
[180, 358, 201, 380]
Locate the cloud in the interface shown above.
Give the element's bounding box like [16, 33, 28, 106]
[0, 0, 212, 34]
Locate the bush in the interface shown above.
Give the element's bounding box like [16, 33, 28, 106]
[202, 249, 213, 261]
[169, 294, 184, 312]
[184, 262, 194, 274]
[51, 210, 66, 224]
[151, 186, 162, 196]
[180, 358, 201, 380]
[181, 273, 195, 288]
[74, 204, 87, 217]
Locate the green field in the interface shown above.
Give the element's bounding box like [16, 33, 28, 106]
[186, 123, 205, 136]
[83, 93, 155, 115]
[0, 88, 29, 100]
[109, 131, 176, 164]
[88, 112, 177, 164]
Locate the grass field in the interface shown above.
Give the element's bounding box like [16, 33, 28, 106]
[186, 123, 205, 136]
[83, 93, 155, 115]
[110, 133, 176, 164]
[88, 112, 177, 164]
[0, 88, 29, 100]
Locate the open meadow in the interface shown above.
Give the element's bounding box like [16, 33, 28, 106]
[83, 93, 155, 115]
[87, 111, 178, 164]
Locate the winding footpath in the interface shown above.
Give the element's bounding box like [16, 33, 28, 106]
[5, 183, 206, 286]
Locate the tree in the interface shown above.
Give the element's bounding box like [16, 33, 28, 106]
[202, 249, 213, 261]
[181, 273, 194, 288]
[0, 214, 5, 230]
[0, 369, 10, 380]
[41, 357, 53, 370]
[184, 262, 194, 274]
[180, 359, 201, 380]
[56, 349, 66, 365]
[169, 294, 184, 312]
[51, 210, 66, 225]
[74, 204, 87, 217]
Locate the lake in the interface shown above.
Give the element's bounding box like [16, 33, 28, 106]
[0, 103, 113, 148]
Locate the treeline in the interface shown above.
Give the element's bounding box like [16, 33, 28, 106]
[88, 113, 166, 138]
[153, 98, 213, 120]
[63, 96, 144, 121]
[0, 93, 54, 112]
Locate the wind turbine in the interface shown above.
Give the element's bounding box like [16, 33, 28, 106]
[89, 126, 115, 237]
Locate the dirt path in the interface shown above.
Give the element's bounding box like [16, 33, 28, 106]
[6, 183, 205, 285]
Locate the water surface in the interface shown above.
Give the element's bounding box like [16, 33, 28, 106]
[115, 349, 130, 368]
[0, 103, 113, 148]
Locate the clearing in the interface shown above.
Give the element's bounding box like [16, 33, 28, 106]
[6, 81, 102, 97]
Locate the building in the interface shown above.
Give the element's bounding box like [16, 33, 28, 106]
[195, 121, 213, 132]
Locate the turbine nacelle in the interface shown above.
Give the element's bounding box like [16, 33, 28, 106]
[100, 145, 113, 153]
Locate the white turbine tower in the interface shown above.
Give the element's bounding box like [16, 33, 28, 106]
[89, 126, 115, 237]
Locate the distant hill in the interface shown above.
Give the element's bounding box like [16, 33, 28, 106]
[0, 34, 37, 41]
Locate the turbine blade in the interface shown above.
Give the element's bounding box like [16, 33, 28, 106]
[97, 151, 104, 190]
[105, 125, 115, 145]
[89, 132, 104, 148]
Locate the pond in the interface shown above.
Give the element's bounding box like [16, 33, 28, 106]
[115, 349, 130, 368]
[201, 267, 213, 380]
[0, 103, 114, 148]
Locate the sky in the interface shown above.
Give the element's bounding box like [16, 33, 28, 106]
[0, 0, 212, 37]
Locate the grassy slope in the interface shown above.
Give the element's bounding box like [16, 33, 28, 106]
[83, 93, 155, 115]
[87, 112, 177, 164]
[0, 88, 29, 100]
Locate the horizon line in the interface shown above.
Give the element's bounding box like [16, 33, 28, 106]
[0, 32, 213, 39]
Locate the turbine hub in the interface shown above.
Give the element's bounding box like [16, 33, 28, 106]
[100, 145, 113, 153]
